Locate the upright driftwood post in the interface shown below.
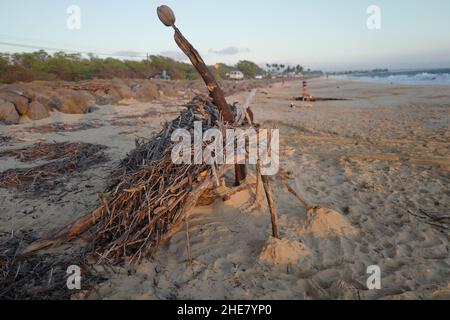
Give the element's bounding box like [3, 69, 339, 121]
[302, 80, 309, 101]
[262, 175, 280, 239]
[260, 129, 280, 239]
[157, 5, 246, 185]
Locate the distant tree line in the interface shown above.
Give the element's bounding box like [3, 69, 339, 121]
[0, 50, 269, 84]
[265, 63, 304, 75]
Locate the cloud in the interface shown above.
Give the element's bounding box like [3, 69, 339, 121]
[209, 46, 250, 56]
[159, 50, 188, 61]
[112, 50, 145, 58]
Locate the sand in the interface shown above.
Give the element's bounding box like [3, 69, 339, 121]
[301, 207, 358, 238]
[0, 78, 449, 300]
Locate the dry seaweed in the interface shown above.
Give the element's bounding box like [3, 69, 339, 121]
[0, 135, 12, 146]
[0, 142, 105, 163]
[24, 122, 103, 134]
[0, 231, 103, 300]
[0, 143, 108, 194]
[407, 208, 450, 231]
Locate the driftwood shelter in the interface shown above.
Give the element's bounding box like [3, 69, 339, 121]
[21, 5, 282, 265]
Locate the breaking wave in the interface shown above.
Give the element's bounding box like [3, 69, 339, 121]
[331, 71, 450, 85]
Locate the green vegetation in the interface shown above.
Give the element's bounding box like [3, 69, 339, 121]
[212, 63, 236, 80]
[235, 60, 264, 79]
[0, 50, 271, 84]
[0, 50, 205, 83]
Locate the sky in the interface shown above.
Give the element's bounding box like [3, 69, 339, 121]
[0, 0, 449, 71]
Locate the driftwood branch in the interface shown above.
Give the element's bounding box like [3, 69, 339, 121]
[21, 207, 104, 255]
[158, 6, 245, 186]
[172, 27, 235, 123]
[261, 176, 279, 239]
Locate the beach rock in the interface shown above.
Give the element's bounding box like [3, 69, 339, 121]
[0, 90, 30, 115]
[28, 89, 54, 110]
[94, 94, 118, 106]
[52, 89, 96, 114]
[110, 79, 134, 99]
[27, 101, 50, 120]
[13, 83, 59, 110]
[259, 237, 310, 265]
[131, 81, 159, 101]
[0, 99, 20, 124]
[4, 83, 37, 100]
[48, 96, 62, 110]
[93, 84, 122, 105]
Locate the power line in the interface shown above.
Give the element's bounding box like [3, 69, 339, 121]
[0, 40, 149, 59]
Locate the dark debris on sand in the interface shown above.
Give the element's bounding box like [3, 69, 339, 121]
[0, 231, 105, 300]
[0, 135, 12, 146]
[23, 122, 103, 134]
[0, 142, 109, 195]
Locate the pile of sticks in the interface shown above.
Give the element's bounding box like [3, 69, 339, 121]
[21, 95, 243, 263]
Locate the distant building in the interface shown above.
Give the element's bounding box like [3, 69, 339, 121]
[227, 71, 244, 80]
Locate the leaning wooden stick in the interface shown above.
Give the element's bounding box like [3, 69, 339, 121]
[185, 215, 193, 265]
[262, 175, 279, 239]
[157, 5, 246, 185]
[21, 206, 104, 255]
[259, 129, 280, 239]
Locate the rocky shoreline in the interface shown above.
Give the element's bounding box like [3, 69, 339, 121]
[0, 78, 279, 124]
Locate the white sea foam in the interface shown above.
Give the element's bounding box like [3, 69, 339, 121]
[331, 72, 450, 85]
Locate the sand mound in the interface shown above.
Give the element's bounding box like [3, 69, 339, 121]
[302, 207, 358, 238]
[259, 237, 310, 265]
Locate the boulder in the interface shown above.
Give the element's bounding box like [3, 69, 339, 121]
[0, 99, 20, 124]
[8, 83, 58, 112]
[0, 90, 30, 115]
[94, 92, 120, 106]
[52, 89, 96, 114]
[27, 101, 50, 120]
[132, 81, 159, 101]
[48, 96, 62, 110]
[29, 88, 54, 109]
[110, 79, 134, 99]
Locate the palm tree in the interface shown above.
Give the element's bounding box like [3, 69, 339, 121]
[295, 65, 304, 74]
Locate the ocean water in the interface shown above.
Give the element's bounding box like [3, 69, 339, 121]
[330, 69, 450, 86]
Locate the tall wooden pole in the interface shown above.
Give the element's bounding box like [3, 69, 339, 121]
[157, 6, 234, 123]
[157, 5, 246, 184]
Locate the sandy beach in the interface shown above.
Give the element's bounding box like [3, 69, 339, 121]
[0, 78, 449, 300]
